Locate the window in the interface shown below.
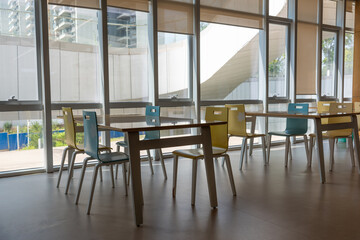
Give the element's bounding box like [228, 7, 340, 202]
[108, 7, 150, 102]
[269, 24, 288, 98]
[323, 0, 337, 26]
[269, 0, 288, 18]
[344, 32, 354, 98]
[48, 5, 102, 103]
[0, 0, 39, 101]
[200, 23, 260, 100]
[321, 31, 337, 97]
[158, 32, 191, 99]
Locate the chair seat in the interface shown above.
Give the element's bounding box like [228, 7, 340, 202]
[229, 133, 265, 138]
[268, 130, 306, 137]
[173, 147, 227, 159]
[309, 132, 352, 138]
[98, 152, 129, 163]
[116, 141, 128, 147]
[76, 144, 111, 151]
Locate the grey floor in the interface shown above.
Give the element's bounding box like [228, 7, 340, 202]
[1, 142, 360, 240]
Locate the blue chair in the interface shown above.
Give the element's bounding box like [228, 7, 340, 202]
[115, 106, 167, 180]
[267, 103, 310, 167]
[75, 111, 129, 214]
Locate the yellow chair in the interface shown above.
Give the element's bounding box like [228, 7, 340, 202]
[354, 102, 360, 128]
[172, 107, 236, 205]
[309, 103, 354, 171]
[57, 107, 113, 195]
[225, 104, 266, 170]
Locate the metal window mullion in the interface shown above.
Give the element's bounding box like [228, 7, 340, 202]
[151, 0, 159, 106]
[289, 0, 297, 103]
[35, 0, 53, 172]
[194, 0, 200, 122]
[317, 0, 323, 101]
[337, 0, 346, 102]
[99, 0, 110, 147]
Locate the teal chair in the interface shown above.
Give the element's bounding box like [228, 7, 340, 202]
[115, 106, 167, 180]
[267, 103, 310, 167]
[75, 111, 129, 214]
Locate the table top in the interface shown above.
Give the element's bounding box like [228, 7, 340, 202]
[61, 114, 226, 132]
[246, 111, 360, 119]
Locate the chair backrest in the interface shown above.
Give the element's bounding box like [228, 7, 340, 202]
[225, 104, 247, 137]
[62, 107, 78, 149]
[326, 103, 352, 137]
[354, 102, 360, 125]
[205, 107, 228, 150]
[145, 106, 160, 140]
[317, 101, 336, 124]
[285, 103, 309, 135]
[83, 111, 99, 159]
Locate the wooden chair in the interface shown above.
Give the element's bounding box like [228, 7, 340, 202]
[56, 107, 111, 195]
[267, 103, 310, 167]
[172, 107, 236, 206]
[75, 111, 129, 214]
[309, 103, 354, 171]
[115, 106, 167, 180]
[225, 104, 266, 170]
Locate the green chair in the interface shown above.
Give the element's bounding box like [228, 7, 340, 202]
[172, 107, 236, 206]
[56, 107, 111, 194]
[75, 111, 129, 214]
[267, 103, 310, 167]
[115, 106, 167, 180]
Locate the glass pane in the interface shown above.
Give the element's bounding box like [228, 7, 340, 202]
[48, 5, 102, 103]
[200, 23, 260, 100]
[269, 24, 287, 98]
[158, 32, 191, 99]
[321, 31, 337, 97]
[269, 0, 287, 18]
[323, 0, 337, 26]
[108, 7, 150, 102]
[0, 111, 44, 172]
[344, 33, 354, 98]
[0, 0, 39, 101]
[346, 1, 355, 29]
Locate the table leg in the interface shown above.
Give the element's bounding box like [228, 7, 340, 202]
[127, 131, 143, 226]
[314, 118, 326, 184]
[201, 126, 218, 208]
[351, 115, 360, 172]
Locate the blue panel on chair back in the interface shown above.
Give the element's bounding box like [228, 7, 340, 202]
[146, 106, 160, 117]
[145, 106, 160, 140]
[285, 103, 309, 135]
[83, 111, 99, 159]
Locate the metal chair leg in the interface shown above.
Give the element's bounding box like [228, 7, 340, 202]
[115, 164, 119, 180]
[147, 149, 154, 175]
[267, 135, 272, 164]
[191, 159, 198, 206]
[99, 166, 103, 182]
[239, 137, 247, 170]
[329, 138, 335, 171]
[65, 150, 83, 194]
[261, 136, 266, 165]
[158, 149, 167, 180]
[87, 164, 100, 215]
[172, 155, 179, 198]
[122, 163, 128, 196]
[56, 147, 69, 188]
[348, 137, 355, 167]
[285, 137, 290, 167]
[110, 165, 115, 188]
[309, 136, 314, 167]
[224, 154, 236, 196]
[75, 157, 92, 205]
[304, 135, 310, 167]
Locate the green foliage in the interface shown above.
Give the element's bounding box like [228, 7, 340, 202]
[269, 54, 285, 77]
[3, 122, 13, 133]
[28, 122, 43, 149]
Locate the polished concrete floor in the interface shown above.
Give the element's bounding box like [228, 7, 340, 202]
[1, 142, 360, 240]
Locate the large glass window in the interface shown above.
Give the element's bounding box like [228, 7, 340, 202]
[321, 31, 337, 97]
[48, 5, 102, 103]
[269, 24, 288, 98]
[108, 7, 150, 102]
[344, 32, 354, 98]
[158, 32, 191, 99]
[269, 0, 287, 18]
[200, 23, 260, 100]
[323, 0, 337, 26]
[0, 0, 39, 101]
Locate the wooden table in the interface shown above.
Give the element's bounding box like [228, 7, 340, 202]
[96, 115, 225, 226]
[246, 112, 360, 184]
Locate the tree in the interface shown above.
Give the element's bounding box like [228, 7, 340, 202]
[3, 122, 13, 133]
